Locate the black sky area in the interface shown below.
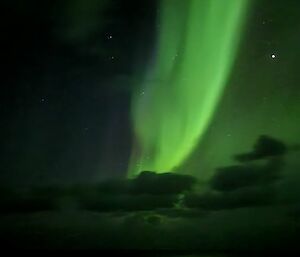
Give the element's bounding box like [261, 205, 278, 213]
[1, 0, 157, 185]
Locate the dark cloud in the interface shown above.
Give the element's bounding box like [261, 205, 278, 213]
[185, 136, 288, 211]
[285, 203, 300, 221]
[82, 194, 178, 212]
[211, 136, 286, 192]
[0, 172, 196, 214]
[72, 171, 196, 212]
[185, 186, 276, 210]
[79, 171, 196, 212]
[92, 179, 131, 195]
[0, 187, 57, 214]
[144, 214, 162, 225]
[211, 158, 284, 192]
[155, 208, 208, 219]
[235, 135, 287, 162]
[130, 171, 197, 195]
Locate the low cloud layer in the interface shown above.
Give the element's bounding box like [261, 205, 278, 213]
[0, 135, 299, 250]
[0, 135, 294, 214]
[0, 171, 196, 214]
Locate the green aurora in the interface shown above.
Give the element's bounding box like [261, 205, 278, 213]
[129, 0, 250, 177]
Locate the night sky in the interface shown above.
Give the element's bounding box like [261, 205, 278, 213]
[1, 0, 156, 184]
[0, 0, 300, 252]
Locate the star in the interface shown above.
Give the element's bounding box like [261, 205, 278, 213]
[271, 54, 276, 59]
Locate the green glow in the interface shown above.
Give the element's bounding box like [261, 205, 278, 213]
[129, 0, 250, 177]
